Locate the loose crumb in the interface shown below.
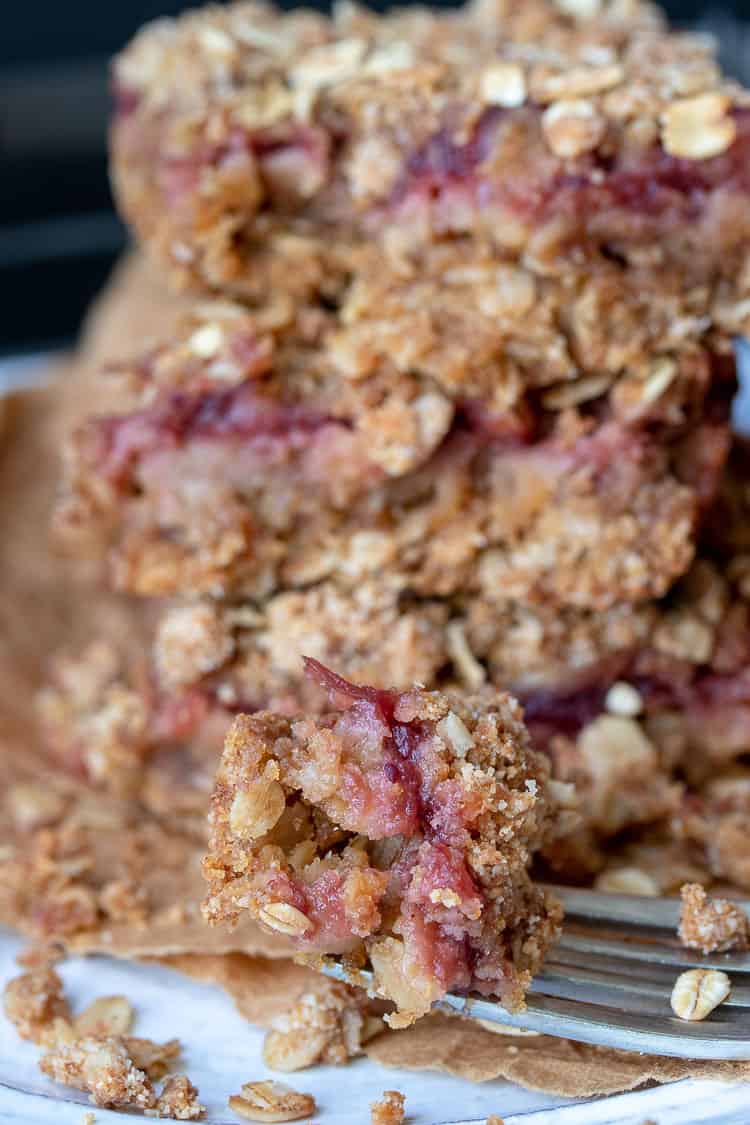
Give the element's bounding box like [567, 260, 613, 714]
[3, 968, 70, 1043]
[371, 1090, 405, 1125]
[678, 883, 750, 954]
[148, 1075, 206, 1119]
[82, 1113, 96, 1125]
[39, 1035, 157, 1109]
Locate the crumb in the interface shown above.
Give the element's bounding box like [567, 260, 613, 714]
[82, 1113, 96, 1125]
[371, 1090, 405, 1125]
[228, 1080, 316, 1122]
[263, 980, 382, 1072]
[16, 941, 66, 970]
[678, 883, 750, 954]
[3, 968, 70, 1043]
[39, 1035, 157, 1109]
[148, 1074, 206, 1119]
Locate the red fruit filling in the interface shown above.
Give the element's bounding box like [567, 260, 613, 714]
[390, 106, 750, 234]
[87, 384, 340, 490]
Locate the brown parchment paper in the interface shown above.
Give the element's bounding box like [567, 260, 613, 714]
[1, 252, 748, 1098]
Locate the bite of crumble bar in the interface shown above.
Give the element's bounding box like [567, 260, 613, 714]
[202, 660, 563, 1026]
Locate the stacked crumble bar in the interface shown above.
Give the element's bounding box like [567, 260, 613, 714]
[20, 0, 750, 1022]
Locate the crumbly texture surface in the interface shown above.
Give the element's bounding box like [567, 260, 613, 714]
[203, 664, 563, 1025]
[111, 0, 750, 300]
[56, 287, 734, 607]
[678, 882, 750, 954]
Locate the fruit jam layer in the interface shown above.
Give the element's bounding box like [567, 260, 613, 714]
[79, 338, 733, 502]
[115, 92, 750, 271]
[387, 106, 750, 232]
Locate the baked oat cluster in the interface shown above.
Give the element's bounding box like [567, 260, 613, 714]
[8, 0, 750, 1080]
[203, 661, 563, 1025]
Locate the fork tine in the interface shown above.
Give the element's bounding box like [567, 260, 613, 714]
[447, 992, 750, 1059]
[550, 944, 750, 991]
[557, 929, 750, 972]
[536, 958, 750, 1008]
[318, 959, 750, 1059]
[547, 884, 750, 929]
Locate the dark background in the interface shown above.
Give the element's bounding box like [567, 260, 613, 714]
[0, 1, 748, 353]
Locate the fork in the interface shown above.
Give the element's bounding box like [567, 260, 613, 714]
[319, 886, 750, 1059]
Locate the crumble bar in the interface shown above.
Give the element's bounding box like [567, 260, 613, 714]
[202, 661, 563, 1025]
[111, 0, 750, 303]
[55, 290, 734, 606]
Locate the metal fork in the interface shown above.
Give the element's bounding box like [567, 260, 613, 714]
[319, 886, 750, 1059]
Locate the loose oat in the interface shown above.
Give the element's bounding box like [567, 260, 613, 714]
[74, 996, 135, 1038]
[594, 867, 660, 896]
[228, 1080, 316, 1122]
[670, 968, 731, 1021]
[480, 63, 526, 107]
[258, 902, 313, 936]
[604, 682, 643, 718]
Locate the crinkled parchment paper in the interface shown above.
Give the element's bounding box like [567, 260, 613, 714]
[0, 254, 749, 1099]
